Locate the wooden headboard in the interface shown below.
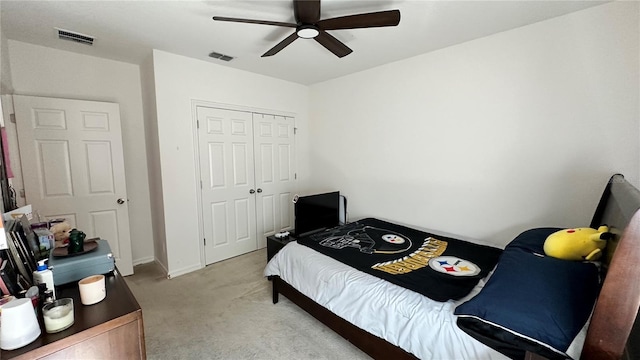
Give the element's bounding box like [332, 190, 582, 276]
[582, 174, 640, 360]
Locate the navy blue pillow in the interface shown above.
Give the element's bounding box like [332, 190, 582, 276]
[454, 228, 600, 360]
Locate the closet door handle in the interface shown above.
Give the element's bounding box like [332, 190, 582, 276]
[249, 189, 255, 194]
[256, 188, 262, 193]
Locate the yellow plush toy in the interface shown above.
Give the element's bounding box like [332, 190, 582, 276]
[543, 226, 611, 261]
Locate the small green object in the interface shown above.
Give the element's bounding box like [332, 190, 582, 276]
[68, 229, 86, 254]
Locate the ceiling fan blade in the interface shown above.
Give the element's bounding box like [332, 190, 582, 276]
[212, 16, 296, 28]
[317, 10, 400, 30]
[314, 31, 352, 58]
[262, 32, 299, 57]
[294, 0, 321, 24]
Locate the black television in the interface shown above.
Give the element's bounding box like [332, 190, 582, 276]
[294, 191, 340, 237]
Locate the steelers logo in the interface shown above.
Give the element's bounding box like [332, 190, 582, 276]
[381, 234, 405, 244]
[428, 256, 480, 276]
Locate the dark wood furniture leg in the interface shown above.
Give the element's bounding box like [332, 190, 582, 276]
[269, 276, 279, 304]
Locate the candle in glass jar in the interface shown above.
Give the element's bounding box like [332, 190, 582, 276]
[43, 298, 74, 333]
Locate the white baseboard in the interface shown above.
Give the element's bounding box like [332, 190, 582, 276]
[155, 259, 169, 276]
[167, 263, 202, 279]
[133, 256, 155, 266]
[131, 258, 201, 279]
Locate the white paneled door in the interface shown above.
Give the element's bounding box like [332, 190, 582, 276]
[197, 107, 257, 264]
[197, 106, 295, 265]
[253, 113, 295, 249]
[13, 95, 134, 276]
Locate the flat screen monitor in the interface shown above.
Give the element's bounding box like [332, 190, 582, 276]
[294, 191, 340, 237]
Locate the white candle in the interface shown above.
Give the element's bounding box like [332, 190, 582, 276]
[43, 299, 74, 333]
[78, 274, 106, 305]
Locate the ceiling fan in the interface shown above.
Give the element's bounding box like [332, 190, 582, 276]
[212, 0, 400, 58]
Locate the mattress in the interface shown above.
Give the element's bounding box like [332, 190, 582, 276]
[264, 241, 508, 360]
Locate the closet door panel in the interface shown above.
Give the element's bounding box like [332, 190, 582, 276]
[197, 106, 257, 265]
[197, 106, 296, 265]
[254, 114, 295, 248]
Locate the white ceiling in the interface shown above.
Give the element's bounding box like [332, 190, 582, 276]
[1, 0, 608, 85]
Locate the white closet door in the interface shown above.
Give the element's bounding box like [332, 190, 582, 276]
[253, 114, 295, 248]
[197, 106, 257, 265]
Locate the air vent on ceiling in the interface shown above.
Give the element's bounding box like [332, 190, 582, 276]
[56, 28, 94, 46]
[209, 51, 234, 62]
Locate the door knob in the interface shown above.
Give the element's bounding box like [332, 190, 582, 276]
[257, 188, 262, 193]
[249, 189, 255, 194]
[117, 198, 126, 204]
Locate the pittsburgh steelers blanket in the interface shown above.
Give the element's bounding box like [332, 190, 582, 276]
[297, 218, 503, 302]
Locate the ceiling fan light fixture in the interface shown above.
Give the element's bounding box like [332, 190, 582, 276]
[213, 0, 400, 57]
[296, 25, 319, 39]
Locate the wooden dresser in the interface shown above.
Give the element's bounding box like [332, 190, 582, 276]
[1, 268, 145, 360]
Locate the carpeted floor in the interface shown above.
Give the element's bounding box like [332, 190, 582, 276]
[125, 248, 371, 360]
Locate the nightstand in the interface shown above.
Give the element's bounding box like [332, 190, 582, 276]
[267, 234, 295, 261]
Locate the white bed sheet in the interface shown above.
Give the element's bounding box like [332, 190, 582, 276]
[264, 241, 508, 360]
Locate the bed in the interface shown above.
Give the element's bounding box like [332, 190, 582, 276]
[264, 174, 640, 360]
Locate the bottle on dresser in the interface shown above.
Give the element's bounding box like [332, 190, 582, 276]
[33, 260, 55, 299]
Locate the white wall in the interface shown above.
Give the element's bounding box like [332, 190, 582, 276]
[6, 41, 155, 266]
[309, 2, 639, 247]
[140, 54, 168, 272]
[152, 50, 309, 277]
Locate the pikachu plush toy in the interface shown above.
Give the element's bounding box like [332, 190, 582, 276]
[544, 226, 612, 261]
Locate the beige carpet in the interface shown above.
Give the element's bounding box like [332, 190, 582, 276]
[125, 248, 371, 360]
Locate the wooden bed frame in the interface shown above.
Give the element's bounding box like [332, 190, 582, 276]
[271, 174, 640, 360]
